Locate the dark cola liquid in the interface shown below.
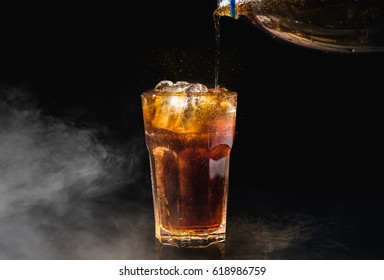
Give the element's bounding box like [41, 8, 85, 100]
[147, 128, 233, 234]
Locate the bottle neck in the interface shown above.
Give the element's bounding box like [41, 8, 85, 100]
[217, 0, 237, 17]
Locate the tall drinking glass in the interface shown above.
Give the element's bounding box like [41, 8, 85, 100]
[141, 80, 237, 248]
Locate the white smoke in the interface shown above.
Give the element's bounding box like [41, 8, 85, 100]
[0, 86, 153, 259]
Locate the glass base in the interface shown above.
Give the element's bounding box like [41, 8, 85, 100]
[156, 240, 226, 259]
[157, 233, 226, 248]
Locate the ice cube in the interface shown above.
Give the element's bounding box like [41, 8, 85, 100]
[154, 80, 174, 92]
[150, 80, 220, 133]
[173, 81, 191, 92]
[154, 80, 211, 95]
[152, 93, 212, 133]
[155, 80, 193, 93]
[175, 94, 217, 133]
[220, 99, 237, 113]
[185, 83, 208, 94]
[152, 93, 188, 132]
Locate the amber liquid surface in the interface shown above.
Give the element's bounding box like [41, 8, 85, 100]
[141, 89, 237, 247]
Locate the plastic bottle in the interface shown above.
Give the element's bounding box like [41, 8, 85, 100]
[215, 0, 384, 53]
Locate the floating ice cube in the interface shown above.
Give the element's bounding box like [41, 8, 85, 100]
[186, 83, 208, 94]
[154, 80, 209, 94]
[173, 81, 191, 92]
[155, 80, 190, 93]
[154, 80, 174, 92]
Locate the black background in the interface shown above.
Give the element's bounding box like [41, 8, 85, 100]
[1, 1, 383, 259]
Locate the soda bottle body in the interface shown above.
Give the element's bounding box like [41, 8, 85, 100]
[216, 0, 384, 53]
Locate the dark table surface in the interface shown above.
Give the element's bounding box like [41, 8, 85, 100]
[1, 189, 384, 260]
[1, 1, 383, 260]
